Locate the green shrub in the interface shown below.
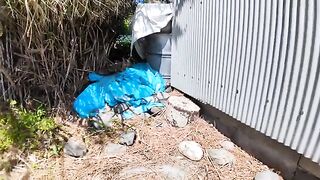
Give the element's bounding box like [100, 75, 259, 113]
[115, 35, 132, 49]
[0, 100, 58, 152]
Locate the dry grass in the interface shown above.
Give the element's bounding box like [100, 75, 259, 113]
[0, 0, 132, 110]
[28, 114, 274, 180]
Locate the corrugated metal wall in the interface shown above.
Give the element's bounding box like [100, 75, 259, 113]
[171, 0, 320, 164]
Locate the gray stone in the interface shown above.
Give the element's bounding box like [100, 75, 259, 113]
[119, 167, 150, 177]
[104, 143, 127, 157]
[99, 111, 115, 127]
[150, 106, 163, 115]
[158, 165, 187, 180]
[91, 111, 115, 129]
[178, 141, 204, 161]
[138, 113, 151, 119]
[208, 148, 235, 166]
[10, 165, 30, 180]
[64, 137, 87, 158]
[220, 140, 235, 151]
[255, 170, 280, 180]
[118, 165, 187, 180]
[166, 96, 200, 128]
[165, 86, 173, 93]
[92, 111, 115, 128]
[119, 131, 136, 146]
[156, 92, 170, 100]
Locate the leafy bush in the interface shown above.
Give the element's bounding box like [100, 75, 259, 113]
[115, 35, 132, 49]
[0, 101, 57, 152]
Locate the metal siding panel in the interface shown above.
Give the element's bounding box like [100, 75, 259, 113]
[265, 0, 285, 136]
[291, 0, 314, 150]
[258, 0, 277, 132]
[297, 0, 318, 155]
[194, 1, 201, 97]
[270, 0, 291, 139]
[226, 0, 238, 115]
[222, 0, 231, 112]
[254, 0, 272, 131]
[239, 0, 254, 123]
[250, 0, 266, 128]
[283, 0, 306, 147]
[172, 0, 320, 164]
[260, 0, 282, 134]
[230, 0, 245, 117]
[277, 0, 298, 143]
[234, 0, 249, 120]
[225, 0, 237, 115]
[243, 0, 260, 125]
[303, 0, 320, 160]
[201, 0, 209, 101]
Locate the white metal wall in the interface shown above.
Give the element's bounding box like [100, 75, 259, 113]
[172, 0, 320, 164]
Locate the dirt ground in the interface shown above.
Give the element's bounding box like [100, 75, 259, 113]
[25, 111, 279, 180]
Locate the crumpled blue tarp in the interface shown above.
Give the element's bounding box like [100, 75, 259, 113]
[73, 63, 165, 119]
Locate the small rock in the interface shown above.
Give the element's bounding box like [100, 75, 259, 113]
[138, 113, 151, 119]
[104, 143, 127, 157]
[255, 170, 280, 180]
[64, 137, 87, 158]
[119, 167, 150, 177]
[118, 165, 187, 180]
[91, 111, 115, 129]
[156, 92, 170, 100]
[220, 140, 235, 151]
[28, 154, 38, 163]
[150, 106, 163, 115]
[119, 131, 136, 146]
[167, 96, 200, 128]
[10, 166, 30, 180]
[99, 111, 115, 127]
[207, 148, 235, 166]
[178, 141, 203, 161]
[158, 165, 187, 180]
[165, 86, 173, 93]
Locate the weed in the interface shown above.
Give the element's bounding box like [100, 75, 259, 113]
[0, 100, 58, 152]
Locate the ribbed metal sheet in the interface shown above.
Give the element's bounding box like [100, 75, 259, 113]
[172, 0, 320, 164]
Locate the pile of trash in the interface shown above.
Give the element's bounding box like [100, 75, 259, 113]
[73, 1, 174, 127]
[73, 63, 167, 125]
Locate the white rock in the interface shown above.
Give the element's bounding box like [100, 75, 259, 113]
[167, 96, 200, 128]
[91, 111, 115, 129]
[28, 154, 38, 163]
[178, 141, 203, 161]
[104, 143, 127, 157]
[207, 148, 235, 166]
[220, 140, 235, 151]
[255, 170, 280, 180]
[100, 111, 115, 127]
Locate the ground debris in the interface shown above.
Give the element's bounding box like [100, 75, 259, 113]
[30, 93, 275, 179]
[30, 116, 274, 179]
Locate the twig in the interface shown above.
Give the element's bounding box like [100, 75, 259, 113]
[206, 154, 222, 180]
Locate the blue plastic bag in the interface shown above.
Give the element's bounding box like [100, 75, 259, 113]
[73, 63, 165, 118]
